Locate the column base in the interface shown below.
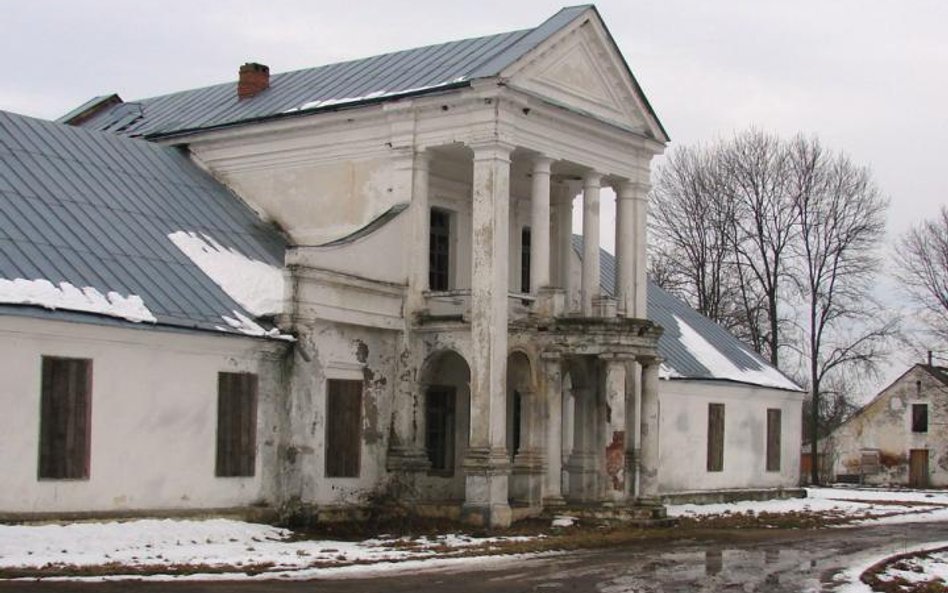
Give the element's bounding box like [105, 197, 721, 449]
[565, 451, 602, 503]
[461, 447, 512, 528]
[533, 287, 566, 318]
[511, 449, 545, 506]
[592, 295, 617, 318]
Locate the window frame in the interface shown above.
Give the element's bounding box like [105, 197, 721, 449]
[912, 403, 929, 433]
[707, 403, 725, 472]
[766, 408, 782, 472]
[325, 378, 363, 478]
[38, 356, 93, 481]
[429, 207, 452, 292]
[215, 371, 258, 478]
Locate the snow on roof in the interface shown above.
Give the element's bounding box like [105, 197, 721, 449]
[168, 231, 284, 317]
[0, 109, 287, 339]
[0, 279, 156, 324]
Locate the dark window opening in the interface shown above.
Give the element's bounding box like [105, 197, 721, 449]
[425, 387, 456, 475]
[707, 403, 724, 472]
[38, 356, 92, 480]
[326, 379, 363, 478]
[511, 390, 523, 459]
[913, 404, 929, 433]
[766, 408, 781, 472]
[429, 208, 451, 291]
[216, 372, 258, 477]
[521, 227, 531, 293]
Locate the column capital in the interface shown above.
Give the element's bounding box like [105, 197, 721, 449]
[614, 179, 650, 198]
[469, 140, 516, 161]
[598, 352, 638, 363]
[583, 170, 602, 189]
[532, 155, 554, 173]
[636, 354, 664, 367]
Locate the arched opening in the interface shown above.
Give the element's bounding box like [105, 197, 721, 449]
[507, 350, 543, 506]
[417, 349, 471, 501]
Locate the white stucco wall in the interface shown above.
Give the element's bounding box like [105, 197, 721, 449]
[657, 379, 804, 493]
[0, 315, 287, 515]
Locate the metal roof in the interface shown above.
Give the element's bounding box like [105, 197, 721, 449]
[0, 109, 287, 336]
[572, 236, 800, 390]
[72, 6, 593, 139]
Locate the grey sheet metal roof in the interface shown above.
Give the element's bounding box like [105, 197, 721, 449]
[572, 236, 800, 390]
[0, 109, 287, 336]
[68, 5, 666, 140]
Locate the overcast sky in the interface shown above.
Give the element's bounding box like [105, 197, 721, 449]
[4, 0, 945, 235]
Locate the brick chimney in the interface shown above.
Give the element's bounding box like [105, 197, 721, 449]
[238, 63, 269, 100]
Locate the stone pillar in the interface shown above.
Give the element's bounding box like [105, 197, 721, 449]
[602, 356, 628, 501]
[404, 150, 431, 314]
[541, 354, 564, 506]
[638, 356, 661, 501]
[624, 359, 642, 499]
[387, 347, 430, 477]
[511, 388, 544, 507]
[530, 156, 553, 294]
[633, 183, 650, 318]
[462, 141, 513, 528]
[581, 172, 601, 317]
[565, 387, 600, 502]
[615, 181, 636, 318]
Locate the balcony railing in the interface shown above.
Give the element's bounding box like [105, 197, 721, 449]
[423, 289, 535, 321]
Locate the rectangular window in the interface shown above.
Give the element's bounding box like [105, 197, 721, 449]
[521, 227, 532, 293]
[425, 387, 456, 475]
[912, 404, 929, 433]
[707, 403, 725, 472]
[326, 379, 363, 478]
[429, 208, 451, 291]
[38, 356, 92, 480]
[216, 372, 258, 477]
[766, 408, 782, 472]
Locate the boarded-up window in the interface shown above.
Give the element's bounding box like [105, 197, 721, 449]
[429, 208, 451, 291]
[326, 379, 363, 478]
[521, 227, 531, 293]
[38, 356, 92, 480]
[912, 404, 929, 433]
[707, 403, 724, 472]
[425, 387, 456, 475]
[766, 408, 782, 472]
[216, 372, 258, 477]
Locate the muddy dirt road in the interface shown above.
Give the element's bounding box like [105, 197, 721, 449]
[4, 522, 946, 592]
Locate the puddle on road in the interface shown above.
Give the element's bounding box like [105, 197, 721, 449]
[594, 545, 834, 592]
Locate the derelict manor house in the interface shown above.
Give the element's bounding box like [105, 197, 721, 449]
[0, 6, 804, 527]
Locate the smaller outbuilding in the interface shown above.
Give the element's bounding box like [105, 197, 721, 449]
[826, 362, 948, 487]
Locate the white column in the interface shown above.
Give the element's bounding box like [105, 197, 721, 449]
[405, 150, 431, 314]
[633, 182, 650, 318]
[542, 354, 564, 506]
[615, 181, 636, 317]
[530, 156, 553, 293]
[552, 181, 575, 292]
[581, 171, 601, 316]
[638, 356, 661, 501]
[463, 141, 513, 528]
[603, 356, 627, 500]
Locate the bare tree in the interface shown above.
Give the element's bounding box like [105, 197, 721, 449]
[790, 137, 895, 485]
[894, 205, 948, 344]
[649, 145, 744, 332]
[720, 129, 798, 366]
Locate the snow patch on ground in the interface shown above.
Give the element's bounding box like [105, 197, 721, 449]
[669, 313, 802, 390]
[0, 278, 156, 323]
[0, 519, 534, 582]
[168, 231, 284, 317]
[551, 515, 577, 528]
[832, 541, 948, 593]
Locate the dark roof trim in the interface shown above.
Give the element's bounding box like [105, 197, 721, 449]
[315, 203, 409, 247]
[664, 375, 805, 393]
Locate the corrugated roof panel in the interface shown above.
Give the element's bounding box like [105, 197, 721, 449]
[0, 109, 287, 336]
[70, 9, 588, 138]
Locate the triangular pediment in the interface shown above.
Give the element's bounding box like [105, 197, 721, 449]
[502, 8, 667, 141]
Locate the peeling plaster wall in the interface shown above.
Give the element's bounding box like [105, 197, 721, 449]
[214, 158, 399, 246]
[283, 319, 398, 506]
[658, 380, 803, 493]
[0, 315, 286, 514]
[828, 366, 948, 486]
